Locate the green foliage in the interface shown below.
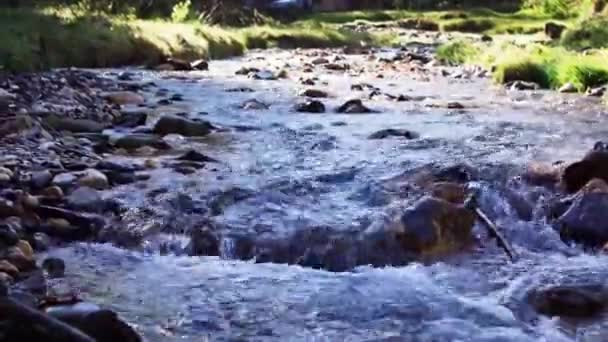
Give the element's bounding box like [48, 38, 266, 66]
[436, 40, 479, 64]
[554, 57, 608, 90]
[171, 0, 193, 23]
[442, 18, 495, 32]
[522, 0, 576, 18]
[561, 16, 608, 49]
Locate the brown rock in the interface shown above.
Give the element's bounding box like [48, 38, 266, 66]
[78, 169, 109, 190]
[562, 149, 608, 193]
[0, 260, 19, 277]
[103, 91, 145, 105]
[430, 182, 467, 204]
[42, 186, 64, 199]
[4, 246, 35, 271]
[523, 162, 561, 187]
[16, 240, 34, 260]
[0, 272, 13, 285]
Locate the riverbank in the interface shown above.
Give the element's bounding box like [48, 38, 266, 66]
[0, 7, 386, 72]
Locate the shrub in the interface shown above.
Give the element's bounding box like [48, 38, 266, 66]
[436, 40, 478, 65]
[561, 16, 608, 49]
[493, 59, 552, 87]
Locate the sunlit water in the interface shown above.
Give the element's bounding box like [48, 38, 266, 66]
[48, 49, 608, 341]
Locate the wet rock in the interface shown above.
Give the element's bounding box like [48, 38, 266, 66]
[173, 165, 197, 175]
[235, 66, 260, 75]
[586, 86, 606, 97]
[361, 197, 475, 264]
[559, 82, 577, 93]
[46, 302, 141, 342]
[0, 167, 14, 179]
[299, 89, 329, 98]
[16, 240, 34, 260]
[240, 99, 269, 110]
[368, 129, 419, 140]
[0, 173, 10, 184]
[43, 115, 107, 133]
[336, 99, 375, 114]
[0, 260, 19, 278]
[166, 57, 192, 71]
[67, 186, 104, 212]
[545, 22, 567, 40]
[191, 59, 209, 71]
[113, 134, 171, 150]
[155, 63, 175, 71]
[102, 91, 145, 105]
[207, 187, 255, 216]
[52, 173, 78, 189]
[530, 285, 606, 318]
[0, 272, 12, 290]
[481, 34, 493, 42]
[225, 87, 254, 93]
[251, 70, 280, 80]
[0, 223, 20, 246]
[42, 186, 64, 200]
[562, 148, 608, 193]
[30, 170, 53, 189]
[523, 162, 561, 187]
[325, 63, 349, 71]
[3, 245, 35, 272]
[433, 163, 478, 184]
[294, 100, 325, 113]
[153, 115, 213, 137]
[311, 57, 329, 65]
[176, 150, 218, 163]
[186, 225, 220, 256]
[510, 81, 540, 91]
[114, 108, 148, 128]
[78, 169, 108, 190]
[430, 182, 467, 204]
[42, 257, 65, 278]
[31, 232, 51, 251]
[0, 116, 36, 138]
[556, 190, 608, 247]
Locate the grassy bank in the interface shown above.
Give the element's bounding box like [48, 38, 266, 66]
[0, 7, 383, 72]
[297, 8, 562, 34]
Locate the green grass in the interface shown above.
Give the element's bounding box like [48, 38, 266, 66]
[297, 8, 561, 35]
[0, 7, 383, 71]
[561, 16, 608, 50]
[436, 40, 479, 64]
[493, 58, 552, 87]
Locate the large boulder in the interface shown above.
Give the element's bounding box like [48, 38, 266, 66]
[152, 115, 213, 137]
[555, 189, 608, 247]
[360, 196, 475, 264]
[529, 285, 606, 318]
[544, 22, 567, 40]
[562, 145, 608, 193]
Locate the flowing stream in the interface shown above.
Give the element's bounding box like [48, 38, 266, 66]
[46, 48, 608, 341]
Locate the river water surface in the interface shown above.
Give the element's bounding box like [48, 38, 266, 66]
[46, 48, 608, 341]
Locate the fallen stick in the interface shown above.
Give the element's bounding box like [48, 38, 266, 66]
[0, 297, 95, 342]
[465, 193, 517, 262]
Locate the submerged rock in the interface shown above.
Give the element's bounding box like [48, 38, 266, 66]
[556, 190, 608, 247]
[368, 128, 419, 140]
[336, 99, 375, 114]
[46, 302, 141, 342]
[298, 89, 329, 98]
[102, 91, 145, 105]
[42, 257, 66, 278]
[509, 81, 539, 91]
[113, 134, 171, 150]
[294, 100, 326, 113]
[240, 99, 269, 110]
[153, 115, 213, 137]
[529, 285, 606, 318]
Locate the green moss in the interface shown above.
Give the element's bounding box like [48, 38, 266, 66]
[436, 41, 479, 65]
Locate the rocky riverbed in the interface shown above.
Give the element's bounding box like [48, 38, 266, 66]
[2, 36, 608, 341]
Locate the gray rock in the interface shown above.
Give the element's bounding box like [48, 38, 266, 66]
[78, 169, 108, 190]
[31, 232, 51, 251]
[0, 223, 19, 247]
[368, 129, 420, 140]
[556, 192, 608, 247]
[46, 302, 141, 342]
[294, 100, 326, 113]
[67, 186, 104, 212]
[153, 115, 213, 137]
[559, 82, 577, 93]
[30, 170, 53, 189]
[52, 172, 78, 188]
[530, 285, 606, 318]
[113, 134, 171, 150]
[336, 99, 375, 114]
[43, 115, 107, 133]
[42, 257, 66, 278]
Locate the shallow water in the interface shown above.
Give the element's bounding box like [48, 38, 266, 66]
[50, 48, 608, 341]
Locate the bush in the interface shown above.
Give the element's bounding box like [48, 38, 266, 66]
[442, 19, 495, 33]
[493, 59, 552, 87]
[561, 16, 608, 49]
[436, 40, 478, 64]
[523, 0, 576, 19]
